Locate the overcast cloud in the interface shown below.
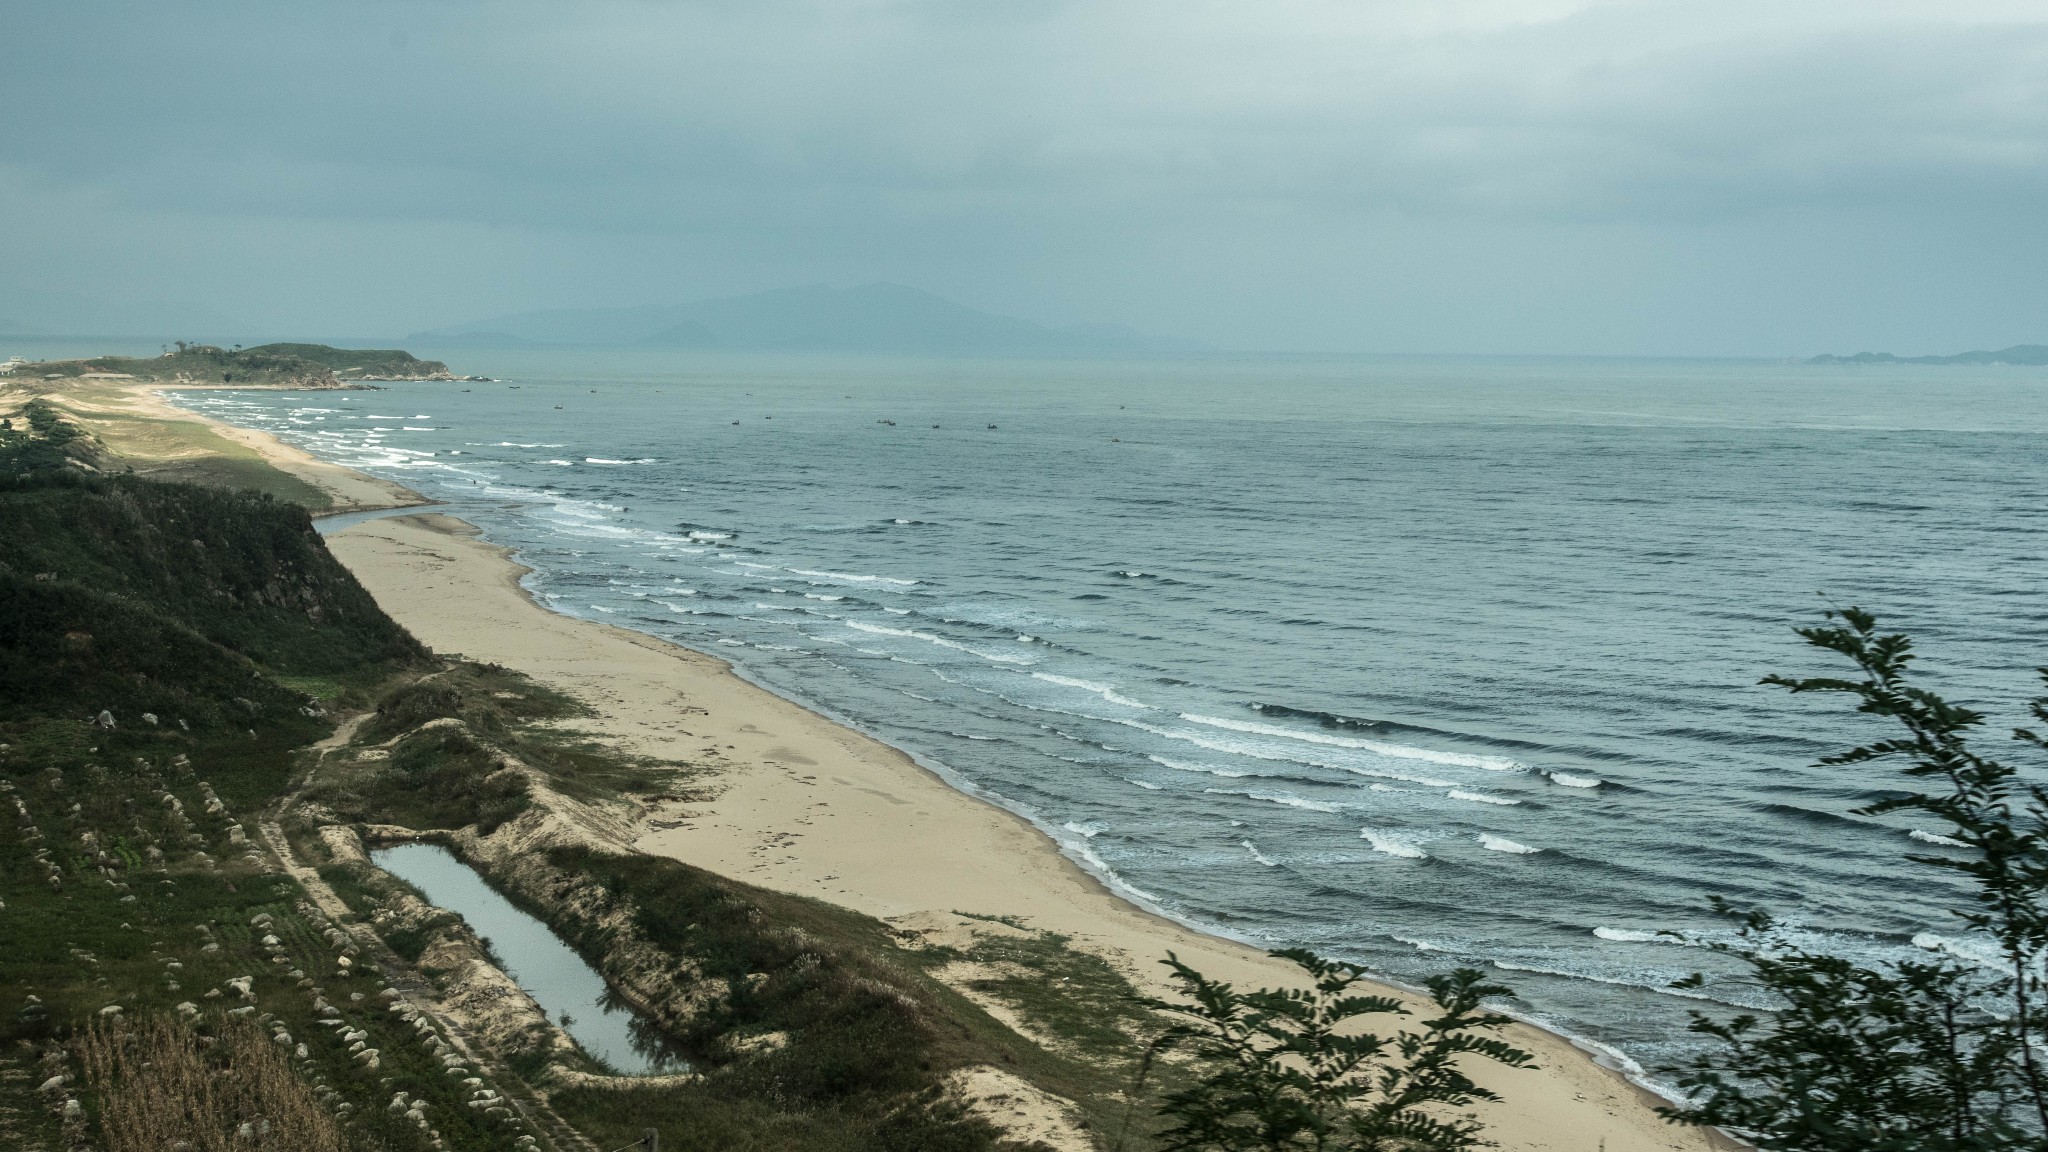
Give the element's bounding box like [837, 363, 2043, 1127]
[3, 0, 2046, 353]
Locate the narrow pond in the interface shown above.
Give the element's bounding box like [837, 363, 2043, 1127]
[371, 843, 682, 1075]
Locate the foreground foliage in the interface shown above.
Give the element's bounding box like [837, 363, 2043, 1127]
[1663, 608, 2048, 1150]
[1143, 950, 1532, 1152]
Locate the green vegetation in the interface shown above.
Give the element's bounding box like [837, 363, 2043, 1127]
[1662, 609, 2048, 1150]
[1141, 952, 1531, 1152]
[242, 343, 454, 380]
[6, 341, 452, 387]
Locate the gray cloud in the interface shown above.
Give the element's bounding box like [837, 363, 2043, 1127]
[2, 0, 2045, 352]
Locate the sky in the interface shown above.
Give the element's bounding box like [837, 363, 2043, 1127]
[3, 0, 2046, 355]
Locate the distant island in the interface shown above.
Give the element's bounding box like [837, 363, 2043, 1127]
[1808, 343, 2048, 365]
[0, 341, 470, 386]
[411, 281, 1207, 354]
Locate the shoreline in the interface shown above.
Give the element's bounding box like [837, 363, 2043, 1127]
[143, 386, 1722, 1151]
[322, 510, 1720, 1152]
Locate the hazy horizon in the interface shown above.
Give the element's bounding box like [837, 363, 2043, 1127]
[5, 1, 2047, 357]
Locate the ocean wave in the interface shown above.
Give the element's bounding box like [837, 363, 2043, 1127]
[1448, 789, 1520, 806]
[1490, 960, 1737, 1005]
[1181, 714, 1521, 771]
[1114, 719, 1456, 787]
[1480, 834, 1539, 853]
[1549, 772, 1603, 789]
[1910, 828, 1968, 847]
[1359, 829, 1428, 859]
[1242, 840, 1280, 867]
[847, 620, 1036, 665]
[1032, 672, 1151, 709]
[791, 567, 918, 587]
[1204, 788, 1347, 814]
[1149, 755, 1253, 778]
[1063, 821, 1105, 838]
[1593, 927, 1667, 943]
[1250, 702, 1386, 732]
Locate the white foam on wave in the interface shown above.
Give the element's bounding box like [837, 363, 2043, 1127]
[1122, 719, 1456, 787]
[846, 620, 1036, 665]
[1549, 772, 1603, 789]
[1448, 789, 1519, 806]
[1063, 821, 1105, 838]
[1592, 927, 1667, 943]
[586, 604, 615, 614]
[805, 593, 845, 602]
[1480, 834, 1539, 853]
[1910, 828, 1968, 847]
[1032, 672, 1150, 710]
[1241, 840, 1279, 867]
[1149, 755, 1252, 778]
[1204, 788, 1345, 814]
[1913, 932, 2013, 972]
[1180, 713, 1521, 771]
[1490, 960, 1733, 1005]
[791, 567, 918, 586]
[1127, 779, 1163, 790]
[1359, 829, 1428, 859]
[688, 531, 731, 541]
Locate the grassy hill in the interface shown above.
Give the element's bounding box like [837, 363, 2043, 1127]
[5, 343, 454, 387]
[243, 344, 455, 380]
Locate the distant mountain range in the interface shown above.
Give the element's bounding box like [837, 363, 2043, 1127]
[409, 282, 1206, 354]
[1809, 344, 2048, 366]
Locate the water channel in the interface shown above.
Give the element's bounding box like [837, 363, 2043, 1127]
[370, 843, 682, 1075]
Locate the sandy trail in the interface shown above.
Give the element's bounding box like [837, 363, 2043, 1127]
[326, 512, 1719, 1152]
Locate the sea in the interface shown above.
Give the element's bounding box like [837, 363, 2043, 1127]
[133, 345, 2046, 1093]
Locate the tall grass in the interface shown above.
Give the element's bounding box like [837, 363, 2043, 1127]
[77, 1014, 346, 1152]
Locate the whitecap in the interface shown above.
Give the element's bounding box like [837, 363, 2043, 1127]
[1549, 772, 1603, 789]
[1032, 672, 1150, 709]
[1593, 927, 1666, 943]
[1359, 829, 1428, 859]
[1448, 789, 1519, 806]
[1122, 720, 1455, 787]
[1479, 834, 1539, 853]
[1241, 840, 1279, 867]
[1149, 755, 1252, 778]
[1063, 821, 1105, 838]
[1204, 788, 1345, 814]
[846, 620, 1035, 665]
[1181, 713, 1521, 771]
[1912, 932, 2013, 972]
[1127, 779, 1163, 790]
[791, 567, 918, 586]
[1910, 829, 1968, 848]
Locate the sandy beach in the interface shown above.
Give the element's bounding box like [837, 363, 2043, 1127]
[322, 510, 1720, 1152]
[12, 376, 1723, 1149]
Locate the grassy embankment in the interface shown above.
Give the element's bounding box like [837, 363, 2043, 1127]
[0, 398, 1170, 1151]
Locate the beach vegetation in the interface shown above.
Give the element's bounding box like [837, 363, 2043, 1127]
[1662, 608, 2048, 1150]
[1137, 950, 1532, 1152]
